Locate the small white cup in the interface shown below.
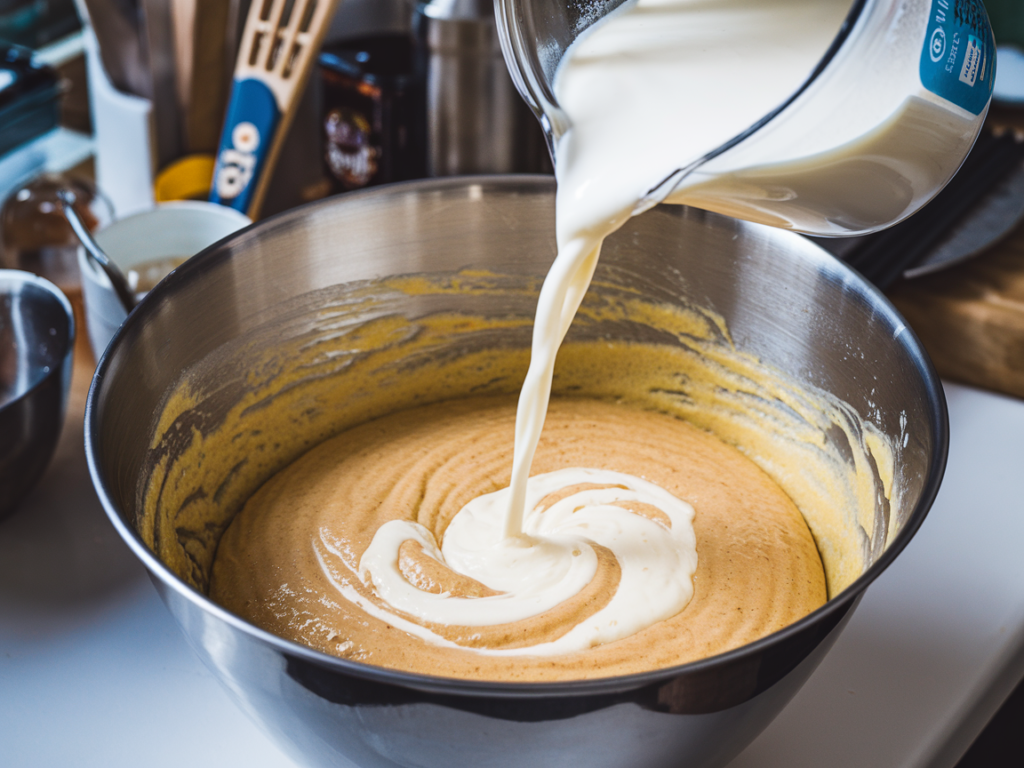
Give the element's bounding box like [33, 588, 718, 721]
[78, 201, 251, 360]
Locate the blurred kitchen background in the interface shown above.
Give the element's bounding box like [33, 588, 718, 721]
[0, 0, 551, 302]
[3, 1, 1024, 765]
[6, 0, 1024, 302]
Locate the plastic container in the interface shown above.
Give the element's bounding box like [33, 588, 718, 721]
[495, 0, 996, 236]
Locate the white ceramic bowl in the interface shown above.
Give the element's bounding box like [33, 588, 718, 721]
[78, 201, 250, 360]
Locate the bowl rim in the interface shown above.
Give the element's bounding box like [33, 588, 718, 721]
[84, 175, 949, 698]
[0, 268, 75, 413]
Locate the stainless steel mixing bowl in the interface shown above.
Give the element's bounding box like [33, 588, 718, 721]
[1, 269, 75, 521]
[85, 177, 946, 768]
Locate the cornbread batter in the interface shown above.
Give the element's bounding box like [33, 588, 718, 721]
[210, 396, 826, 681]
[145, 0, 904, 678]
[146, 274, 892, 681]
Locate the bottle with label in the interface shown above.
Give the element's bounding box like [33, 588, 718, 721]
[496, 0, 995, 237]
[319, 34, 424, 192]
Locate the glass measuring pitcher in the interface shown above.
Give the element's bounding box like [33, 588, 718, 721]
[495, 0, 996, 236]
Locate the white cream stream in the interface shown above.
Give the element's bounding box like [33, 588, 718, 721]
[357, 0, 899, 653]
[508, 0, 856, 544]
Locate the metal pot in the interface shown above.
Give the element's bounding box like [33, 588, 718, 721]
[85, 176, 946, 768]
[415, 0, 551, 175]
[1, 269, 74, 521]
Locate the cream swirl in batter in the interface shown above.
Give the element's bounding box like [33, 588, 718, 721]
[210, 397, 827, 680]
[357, 469, 696, 655]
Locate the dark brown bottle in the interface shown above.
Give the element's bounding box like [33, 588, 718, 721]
[318, 33, 425, 192]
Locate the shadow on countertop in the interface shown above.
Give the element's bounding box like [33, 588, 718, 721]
[957, 676, 1024, 768]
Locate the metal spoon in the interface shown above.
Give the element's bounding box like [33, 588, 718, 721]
[57, 190, 137, 314]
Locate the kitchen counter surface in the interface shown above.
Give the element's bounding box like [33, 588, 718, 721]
[2, 345, 1024, 767]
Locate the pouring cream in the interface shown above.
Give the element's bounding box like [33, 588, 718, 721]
[508, 0, 854, 541]
[352, 0, 851, 651]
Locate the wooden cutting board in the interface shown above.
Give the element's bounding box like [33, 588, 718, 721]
[888, 222, 1024, 400]
[887, 108, 1024, 402]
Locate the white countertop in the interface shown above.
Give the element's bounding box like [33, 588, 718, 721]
[2, 380, 1023, 767]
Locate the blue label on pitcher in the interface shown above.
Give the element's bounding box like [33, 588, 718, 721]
[920, 0, 995, 115]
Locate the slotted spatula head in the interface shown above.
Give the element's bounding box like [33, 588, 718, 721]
[210, 0, 340, 219]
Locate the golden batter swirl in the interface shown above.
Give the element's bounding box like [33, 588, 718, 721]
[210, 396, 826, 682]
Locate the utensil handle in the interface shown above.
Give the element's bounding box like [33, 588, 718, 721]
[209, 78, 282, 216]
[57, 190, 138, 314]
